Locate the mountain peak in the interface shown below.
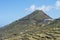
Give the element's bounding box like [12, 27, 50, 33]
[23, 10, 52, 20]
[34, 10, 43, 12]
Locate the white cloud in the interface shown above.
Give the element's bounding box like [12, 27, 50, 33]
[25, 5, 52, 12]
[25, 0, 60, 12]
[55, 0, 60, 9]
[36, 5, 52, 11]
[25, 5, 36, 11]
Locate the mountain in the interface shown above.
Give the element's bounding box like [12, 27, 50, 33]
[23, 10, 52, 20]
[0, 10, 60, 40]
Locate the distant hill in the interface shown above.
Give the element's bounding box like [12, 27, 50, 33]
[0, 10, 60, 40]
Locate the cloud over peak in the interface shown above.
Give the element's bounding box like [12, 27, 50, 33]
[25, 5, 35, 11]
[25, 0, 60, 12]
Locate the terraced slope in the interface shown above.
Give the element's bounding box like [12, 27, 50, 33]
[4, 18, 60, 40]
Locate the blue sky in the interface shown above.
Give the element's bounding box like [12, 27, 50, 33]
[0, 0, 60, 27]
